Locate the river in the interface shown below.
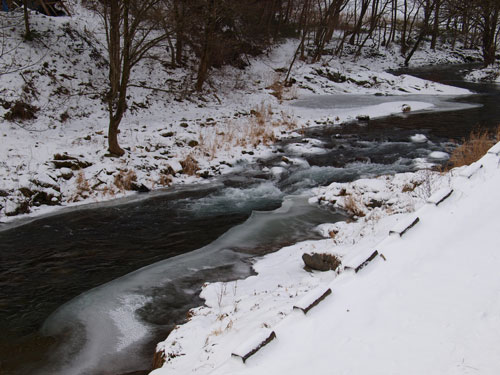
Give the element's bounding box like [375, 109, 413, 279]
[0, 64, 498, 375]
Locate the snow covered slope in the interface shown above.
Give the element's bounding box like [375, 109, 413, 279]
[151, 144, 500, 375]
[0, 5, 475, 222]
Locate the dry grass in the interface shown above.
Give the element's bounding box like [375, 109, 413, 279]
[4, 100, 39, 121]
[99, 184, 117, 197]
[75, 171, 90, 192]
[114, 169, 137, 191]
[268, 79, 284, 102]
[180, 154, 199, 176]
[209, 328, 224, 337]
[447, 127, 498, 169]
[69, 171, 91, 202]
[343, 194, 365, 217]
[267, 75, 298, 103]
[197, 104, 297, 160]
[158, 174, 172, 186]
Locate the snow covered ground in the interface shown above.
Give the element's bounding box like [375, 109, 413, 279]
[465, 64, 500, 83]
[151, 144, 500, 375]
[0, 4, 477, 222]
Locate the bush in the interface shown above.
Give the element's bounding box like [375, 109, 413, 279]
[447, 127, 498, 169]
[4, 101, 39, 121]
[180, 154, 199, 176]
[114, 169, 137, 190]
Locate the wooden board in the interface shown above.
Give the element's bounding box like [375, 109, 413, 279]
[389, 217, 419, 237]
[427, 188, 453, 206]
[459, 163, 483, 179]
[293, 288, 332, 314]
[231, 329, 277, 363]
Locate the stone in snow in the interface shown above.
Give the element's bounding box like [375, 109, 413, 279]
[410, 134, 428, 143]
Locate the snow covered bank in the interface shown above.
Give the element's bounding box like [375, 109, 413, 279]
[0, 7, 476, 222]
[465, 64, 500, 83]
[151, 144, 500, 374]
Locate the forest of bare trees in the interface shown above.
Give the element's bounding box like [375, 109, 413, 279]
[71, 0, 499, 155]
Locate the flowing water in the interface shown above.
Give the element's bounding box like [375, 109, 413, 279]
[1, 64, 499, 375]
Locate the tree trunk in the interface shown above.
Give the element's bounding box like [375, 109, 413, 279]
[481, 6, 499, 67]
[401, 0, 408, 54]
[405, 0, 435, 65]
[23, 0, 32, 40]
[430, 0, 440, 50]
[195, 0, 216, 91]
[349, 0, 370, 45]
[174, 0, 185, 66]
[108, 115, 124, 156]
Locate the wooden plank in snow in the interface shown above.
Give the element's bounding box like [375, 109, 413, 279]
[487, 143, 500, 156]
[427, 188, 453, 206]
[354, 250, 379, 273]
[389, 217, 419, 237]
[231, 329, 276, 363]
[459, 163, 483, 179]
[344, 248, 380, 273]
[293, 288, 332, 314]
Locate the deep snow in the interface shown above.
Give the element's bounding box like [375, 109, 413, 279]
[151, 144, 500, 375]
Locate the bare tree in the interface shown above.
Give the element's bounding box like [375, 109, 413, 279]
[88, 0, 168, 156]
[476, 0, 500, 66]
[404, 0, 437, 65]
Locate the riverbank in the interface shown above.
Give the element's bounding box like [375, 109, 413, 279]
[150, 143, 500, 375]
[0, 5, 478, 223]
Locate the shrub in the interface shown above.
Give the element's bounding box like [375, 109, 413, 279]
[4, 101, 39, 121]
[180, 154, 199, 176]
[114, 169, 137, 190]
[447, 127, 497, 169]
[343, 194, 365, 217]
[76, 171, 90, 192]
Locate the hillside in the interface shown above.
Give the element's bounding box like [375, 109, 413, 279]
[0, 3, 479, 222]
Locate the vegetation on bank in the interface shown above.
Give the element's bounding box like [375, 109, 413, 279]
[6, 0, 499, 155]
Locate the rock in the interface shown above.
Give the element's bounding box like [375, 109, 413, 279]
[19, 187, 34, 198]
[198, 170, 212, 179]
[59, 168, 74, 180]
[367, 199, 384, 209]
[5, 199, 30, 217]
[30, 174, 60, 191]
[166, 160, 183, 175]
[52, 153, 92, 170]
[410, 133, 427, 143]
[188, 140, 199, 148]
[32, 188, 61, 206]
[402, 104, 411, 113]
[356, 115, 370, 121]
[302, 252, 341, 272]
[0, 189, 9, 197]
[428, 151, 449, 160]
[130, 182, 150, 193]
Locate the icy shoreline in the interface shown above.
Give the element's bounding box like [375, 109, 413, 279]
[150, 145, 500, 375]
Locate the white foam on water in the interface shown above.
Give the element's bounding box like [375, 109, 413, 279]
[184, 181, 283, 216]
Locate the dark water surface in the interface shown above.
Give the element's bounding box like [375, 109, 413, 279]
[1, 64, 499, 375]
